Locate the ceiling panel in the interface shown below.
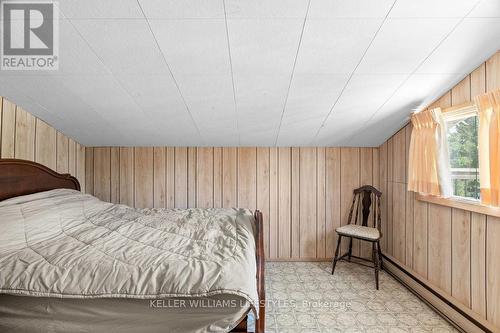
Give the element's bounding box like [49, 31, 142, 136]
[468, 0, 500, 18]
[308, 0, 394, 18]
[356, 18, 459, 74]
[282, 74, 349, 119]
[275, 73, 348, 144]
[389, 0, 479, 18]
[2, 75, 126, 143]
[175, 74, 239, 145]
[315, 114, 371, 146]
[313, 74, 406, 145]
[137, 0, 224, 19]
[235, 74, 290, 135]
[348, 73, 463, 145]
[56, 75, 142, 115]
[57, 0, 142, 19]
[114, 74, 185, 112]
[417, 18, 500, 74]
[239, 128, 277, 146]
[276, 116, 326, 146]
[225, 0, 309, 18]
[71, 19, 169, 75]
[149, 19, 231, 76]
[326, 74, 406, 116]
[227, 18, 304, 75]
[295, 19, 382, 74]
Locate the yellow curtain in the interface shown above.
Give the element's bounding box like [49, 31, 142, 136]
[408, 109, 441, 196]
[475, 90, 500, 207]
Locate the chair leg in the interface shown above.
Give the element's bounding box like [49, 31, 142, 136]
[331, 235, 342, 275]
[373, 242, 379, 290]
[377, 240, 383, 271]
[348, 237, 353, 262]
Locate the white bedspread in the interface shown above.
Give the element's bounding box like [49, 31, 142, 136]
[0, 189, 258, 315]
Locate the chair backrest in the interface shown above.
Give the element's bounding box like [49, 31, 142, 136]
[347, 185, 382, 231]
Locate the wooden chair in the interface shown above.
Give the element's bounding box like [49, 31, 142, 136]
[331, 185, 383, 289]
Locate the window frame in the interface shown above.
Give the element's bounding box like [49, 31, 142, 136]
[442, 103, 480, 202]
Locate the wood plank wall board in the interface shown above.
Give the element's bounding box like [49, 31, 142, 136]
[317, 147, 326, 259]
[299, 147, 317, 258]
[487, 216, 500, 327]
[153, 147, 166, 208]
[471, 64, 486, 97]
[325, 148, 341, 256]
[269, 147, 279, 259]
[14, 107, 35, 160]
[471, 212, 486, 317]
[1, 99, 15, 158]
[166, 147, 175, 208]
[451, 208, 471, 307]
[405, 190, 414, 268]
[238, 147, 257, 210]
[85, 146, 379, 261]
[0, 97, 86, 195]
[85, 146, 94, 195]
[486, 51, 500, 90]
[196, 147, 214, 208]
[187, 147, 196, 208]
[278, 147, 291, 258]
[392, 182, 406, 263]
[175, 147, 188, 208]
[291, 147, 300, 258]
[119, 147, 134, 206]
[379, 142, 388, 251]
[386, 137, 394, 255]
[110, 147, 120, 204]
[413, 198, 428, 278]
[69, 139, 76, 176]
[213, 147, 223, 208]
[379, 52, 500, 329]
[93, 147, 111, 202]
[256, 147, 270, 257]
[222, 147, 237, 208]
[405, 125, 414, 268]
[35, 119, 57, 170]
[56, 132, 69, 174]
[393, 129, 406, 184]
[451, 76, 471, 105]
[134, 147, 154, 208]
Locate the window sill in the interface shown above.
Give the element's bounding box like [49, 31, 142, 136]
[416, 193, 500, 218]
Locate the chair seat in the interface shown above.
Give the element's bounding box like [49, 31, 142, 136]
[336, 224, 380, 240]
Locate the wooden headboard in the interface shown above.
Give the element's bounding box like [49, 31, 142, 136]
[0, 159, 80, 201]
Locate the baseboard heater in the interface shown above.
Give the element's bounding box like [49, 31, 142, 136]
[381, 254, 498, 333]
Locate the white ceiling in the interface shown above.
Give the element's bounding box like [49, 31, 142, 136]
[0, 0, 499, 147]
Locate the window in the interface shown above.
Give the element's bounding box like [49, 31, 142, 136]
[444, 107, 480, 200]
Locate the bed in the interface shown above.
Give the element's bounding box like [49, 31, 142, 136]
[0, 159, 265, 333]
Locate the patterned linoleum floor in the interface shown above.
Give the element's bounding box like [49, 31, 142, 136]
[256, 261, 457, 333]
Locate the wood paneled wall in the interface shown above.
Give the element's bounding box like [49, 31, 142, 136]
[0, 97, 86, 190]
[380, 51, 500, 328]
[86, 146, 379, 260]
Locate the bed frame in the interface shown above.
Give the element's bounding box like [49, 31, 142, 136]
[0, 158, 265, 333]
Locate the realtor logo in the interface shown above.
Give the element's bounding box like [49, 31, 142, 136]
[1, 0, 59, 70]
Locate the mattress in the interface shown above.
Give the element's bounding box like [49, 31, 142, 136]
[0, 294, 251, 333]
[0, 189, 258, 332]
